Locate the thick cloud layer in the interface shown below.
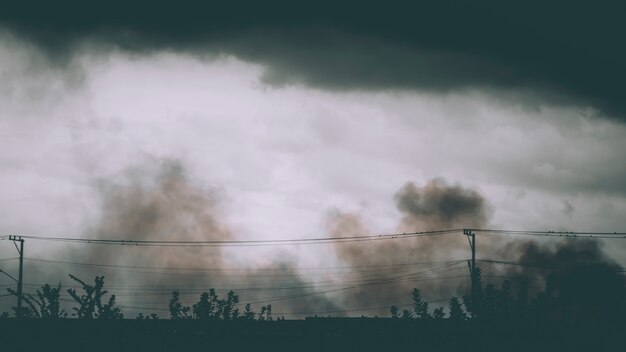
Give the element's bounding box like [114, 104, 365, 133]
[1, 1, 625, 118]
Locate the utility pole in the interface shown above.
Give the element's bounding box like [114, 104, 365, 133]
[8, 235, 24, 318]
[463, 229, 476, 294]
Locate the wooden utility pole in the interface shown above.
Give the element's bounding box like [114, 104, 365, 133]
[8, 235, 24, 318]
[463, 229, 476, 293]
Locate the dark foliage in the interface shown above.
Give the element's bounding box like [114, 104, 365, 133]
[448, 297, 466, 321]
[390, 305, 399, 318]
[66, 275, 123, 319]
[243, 303, 255, 320]
[411, 288, 430, 319]
[7, 283, 67, 319]
[258, 305, 272, 321]
[169, 291, 192, 320]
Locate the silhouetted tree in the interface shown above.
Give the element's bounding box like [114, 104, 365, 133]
[169, 291, 192, 320]
[243, 303, 255, 320]
[221, 290, 240, 320]
[9, 284, 67, 319]
[136, 313, 159, 320]
[0, 312, 8, 319]
[401, 309, 413, 319]
[432, 307, 445, 319]
[98, 295, 124, 319]
[66, 275, 122, 319]
[259, 305, 272, 321]
[448, 297, 466, 321]
[193, 292, 214, 320]
[7, 288, 38, 318]
[412, 288, 430, 319]
[390, 305, 399, 318]
[462, 266, 484, 319]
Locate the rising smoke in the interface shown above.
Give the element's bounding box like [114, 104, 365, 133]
[327, 179, 490, 312]
[496, 239, 626, 302]
[17, 159, 339, 317]
[328, 178, 625, 317]
[7, 171, 623, 318]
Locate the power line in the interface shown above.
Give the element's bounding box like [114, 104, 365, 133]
[15, 266, 469, 294]
[471, 229, 626, 239]
[5, 229, 460, 247]
[246, 261, 467, 305]
[23, 257, 465, 273]
[477, 259, 626, 272]
[3, 228, 625, 249]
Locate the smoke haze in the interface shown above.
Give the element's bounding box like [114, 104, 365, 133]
[327, 179, 489, 313]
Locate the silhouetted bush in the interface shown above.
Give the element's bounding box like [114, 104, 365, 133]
[169, 291, 192, 319]
[66, 275, 123, 319]
[448, 297, 466, 321]
[412, 288, 430, 319]
[390, 305, 399, 318]
[258, 305, 272, 321]
[243, 303, 256, 320]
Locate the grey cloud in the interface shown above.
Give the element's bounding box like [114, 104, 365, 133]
[1, 1, 625, 119]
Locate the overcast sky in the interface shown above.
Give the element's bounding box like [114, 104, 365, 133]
[1, 1, 626, 315]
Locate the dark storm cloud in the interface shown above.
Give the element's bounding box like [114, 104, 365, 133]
[1, 1, 625, 118]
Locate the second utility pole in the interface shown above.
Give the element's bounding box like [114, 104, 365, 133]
[463, 229, 476, 293]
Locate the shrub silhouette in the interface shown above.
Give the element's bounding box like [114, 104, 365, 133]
[390, 305, 399, 318]
[192, 291, 214, 320]
[66, 275, 123, 319]
[243, 303, 256, 320]
[221, 290, 240, 320]
[448, 297, 466, 321]
[258, 305, 272, 321]
[401, 309, 413, 319]
[189, 289, 241, 320]
[432, 307, 445, 319]
[136, 313, 159, 320]
[169, 291, 192, 319]
[2, 262, 623, 323]
[412, 289, 430, 319]
[8, 283, 67, 319]
[462, 266, 484, 319]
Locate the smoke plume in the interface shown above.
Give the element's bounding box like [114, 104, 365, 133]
[395, 179, 488, 231]
[327, 178, 625, 318]
[24, 159, 338, 317]
[8, 171, 623, 319]
[497, 239, 626, 300]
[328, 179, 490, 314]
